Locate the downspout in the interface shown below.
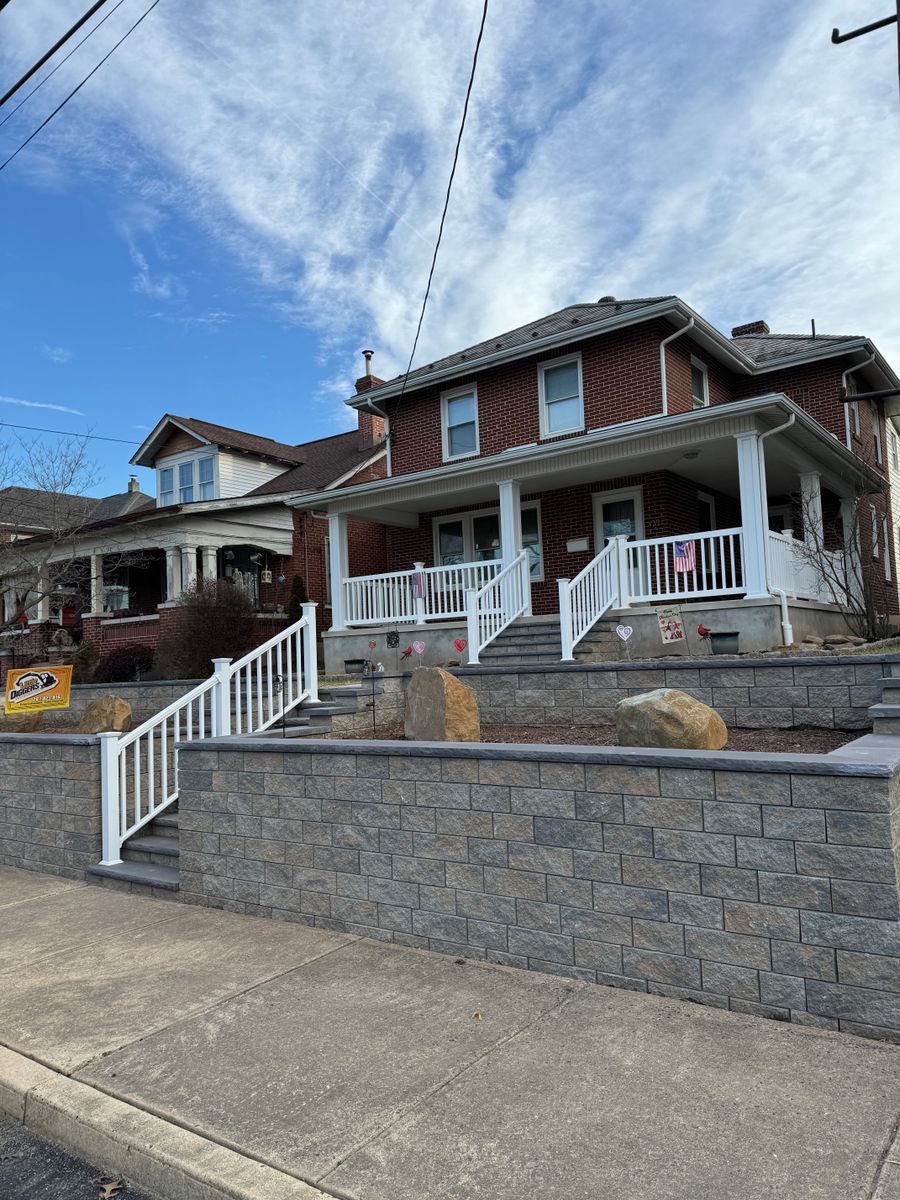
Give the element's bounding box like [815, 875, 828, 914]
[365, 398, 392, 477]
[841, 353, 875, 449]
[758, 414, 796, 644]
[659, 318, 695, 416]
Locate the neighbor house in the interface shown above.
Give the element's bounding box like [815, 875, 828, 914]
[1, 407, 387, 663]
[291, 296, 900, 669]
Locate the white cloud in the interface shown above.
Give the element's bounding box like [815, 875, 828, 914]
[0, 394, 84, 416]
[41, 344, 73, 364]
[2, 0, 898, 390]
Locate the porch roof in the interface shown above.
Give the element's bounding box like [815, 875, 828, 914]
[289, 394, 882, 527]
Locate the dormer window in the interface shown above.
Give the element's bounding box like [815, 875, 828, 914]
[199, 455, 215, 499]
[159, 467, 174, 507]
[157, 452, 218, 506]
[178, 462, 194, 503]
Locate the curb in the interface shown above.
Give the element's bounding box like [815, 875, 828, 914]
[0, 1045, 328, 1200]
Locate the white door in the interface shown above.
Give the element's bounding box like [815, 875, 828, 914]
[592, 488, 645, 597]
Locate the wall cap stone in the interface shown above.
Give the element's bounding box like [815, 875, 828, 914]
[449, 654, 900, 677]
[0, 733, 99, 746]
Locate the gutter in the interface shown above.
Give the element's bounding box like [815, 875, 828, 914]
[659, 318, 695, 415]
[841, 352, 876, 449]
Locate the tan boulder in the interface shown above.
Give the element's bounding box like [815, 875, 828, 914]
[616, 688, 727, 751]
[801, 634, 824, 647]
[404, 667, 480, 743]
[78, 695, 133, 734]
[823, 633, 852, 646]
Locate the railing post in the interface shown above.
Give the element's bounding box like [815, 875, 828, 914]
[301, 602, 319, 703]
[521, 552, 532, 617]
[465, 587, 479, 665]
[558, 578, 574, 662]
[615, 535, 632, 608]
[211, 658, 233, 737]
[99, 732, 123, 866]
[413, 561, 427, 625]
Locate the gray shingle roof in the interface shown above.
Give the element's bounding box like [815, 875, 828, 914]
[246, 430, 383, 496]
[0, 485, 153, 533]
[731, 332, 864, 364]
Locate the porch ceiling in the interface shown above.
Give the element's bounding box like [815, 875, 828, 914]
[297, 395, 877, 525]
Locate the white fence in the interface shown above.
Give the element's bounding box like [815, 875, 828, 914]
[99, 604, 318, 865]
[344, 560, 501, 625]
[465, 551, 530, 665]
[626, 528, 745, 603]
[558, 540, 619, 661]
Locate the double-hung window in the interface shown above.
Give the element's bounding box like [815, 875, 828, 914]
[871, 505, 879, 558]
[891, 429, 900, 472]
[872, 400, 883, 466]
[158, 467, 174, 507]
[691, 358, 709, 408]
[178, 462, 194, 503]
[198, 455, 215, 500]
[539, 354, 583, 437]
[441, 386, 478, 461]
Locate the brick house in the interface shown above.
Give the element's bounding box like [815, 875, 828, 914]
[292, 297, 900, 668]
[1, 410, 386, 664]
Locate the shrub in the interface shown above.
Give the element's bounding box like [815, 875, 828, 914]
[286, 574, 309, 623]
[71, 640, 99, 683]
[154, 580, 256, 679]
[93, 643, 155, 683]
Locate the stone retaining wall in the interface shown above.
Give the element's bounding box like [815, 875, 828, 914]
[453, 655, 898, 731]
[177, 737, 900, 1041]
[0, 735, 101, 879]
[64, 680, 201, 726]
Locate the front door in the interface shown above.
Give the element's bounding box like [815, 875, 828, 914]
[592, 488, 645, 596]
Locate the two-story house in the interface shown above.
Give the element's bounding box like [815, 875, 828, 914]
[2, 409, 387, 665]
[292, 296, 900, 669]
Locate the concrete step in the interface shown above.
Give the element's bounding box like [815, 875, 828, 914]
[124, 834, 179, 858]
[151, 812, 179, 831]
[869, 703, 900, 735]
[880, 682, 900, 704]
[88, 861, 180, 890]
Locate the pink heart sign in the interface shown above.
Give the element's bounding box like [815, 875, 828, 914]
[412, 640, 426, 656]
[453, 638, 468, 653]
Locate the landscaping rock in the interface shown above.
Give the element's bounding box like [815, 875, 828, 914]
[78, 695, 133, 734]
[616, 688, 727, 750]
[404, 667, 480, 742]
[801, 634, 824, 647]
[823, 634, 853, 646]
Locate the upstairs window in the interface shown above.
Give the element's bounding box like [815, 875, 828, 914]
[178, 461, 194, 503]
[441, 386, 479, 461]
[871, 505, 879, 558]
[199, 455, 215, 500]
[891, 429, 900, 471]
[539, 354, 584, 437]
[691, 358, 709, 408]
[159, 467, 174, 507]
[872, 400, 883, 466]
[846, 377, 861, 437]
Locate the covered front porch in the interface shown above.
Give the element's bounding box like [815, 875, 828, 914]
[304, 396, 877, 665]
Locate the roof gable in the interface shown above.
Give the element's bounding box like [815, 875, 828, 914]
[131, 414, 308, 469]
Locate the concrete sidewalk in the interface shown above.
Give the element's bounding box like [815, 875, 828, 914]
[2, 866, 900, 1200]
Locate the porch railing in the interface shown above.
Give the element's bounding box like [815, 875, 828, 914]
[626, 528, 745, 603]
[99, 603, 318, 865]
[465, 551, 530, 665]
[767, 530, 845, 605]
[343, 560, 501, 625]
[558, 540, 618, 661]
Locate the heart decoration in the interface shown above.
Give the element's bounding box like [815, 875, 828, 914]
[615, 625, 634, 642]
[368, 640, 377, 649]
[453, 638, 468, 653]
[412, 640, 426, 656]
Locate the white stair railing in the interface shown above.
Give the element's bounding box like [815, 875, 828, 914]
[558, 540, 619, 661]
[464, 551, 530, 666]
[99, 603, 318, 866]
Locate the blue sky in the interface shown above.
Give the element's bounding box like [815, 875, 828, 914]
[1, 0, 898, 497]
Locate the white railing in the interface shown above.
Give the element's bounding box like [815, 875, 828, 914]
[767, 531, 847, 604]
[558, 540, 619, 661]
[465, 551, 530, 665]
[626, 528, 745, 603]
[99, 604, 318, 865]
[343, 560, 501, 625]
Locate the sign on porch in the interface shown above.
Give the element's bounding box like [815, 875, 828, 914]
[5, 665, 73, 715]
[657, 606, 686, 644]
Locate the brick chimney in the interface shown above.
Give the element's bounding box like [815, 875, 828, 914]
[127, 474, 140, 493]
[355, 348, 385, 394]
[357, 408, 385, 445]
[731, 320, 770, 338]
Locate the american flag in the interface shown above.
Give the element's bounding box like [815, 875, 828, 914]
[674, 540, 696, 572]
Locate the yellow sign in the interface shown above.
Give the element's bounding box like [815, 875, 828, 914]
[5, 665, 73, 715]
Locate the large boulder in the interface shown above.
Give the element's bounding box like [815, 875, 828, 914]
[78, 695, 133, 734]
[616, 688, 727, 750]
[404, 667, 480, 742]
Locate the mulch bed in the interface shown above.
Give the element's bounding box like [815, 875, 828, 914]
[329, 721, 855, 754]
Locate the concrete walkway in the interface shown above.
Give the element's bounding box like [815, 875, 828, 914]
[2, 866, 900, 1200]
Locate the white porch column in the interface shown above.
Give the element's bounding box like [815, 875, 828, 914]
[200, 545, 218, 581]
[35, 568, 51, 623]
[327, 512, 349, 631]
[735, 431, 769, 599]
[89, 553, 104, 614]
[2, 587, 17, 623]
[165, 547, 181, 601]
[799, 472, 823, 547]
[498, 480, 523, 568]
[180, 546, 197, 593]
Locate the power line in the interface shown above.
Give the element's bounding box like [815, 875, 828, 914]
[0, 0, 162, 174]
[0, 0, 111, 111]
[0, 0, 129, 131]
[0, 422, 139, 445]
[390, 0, 489, 423]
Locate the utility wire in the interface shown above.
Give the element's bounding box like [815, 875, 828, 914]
[0, 0, 162, 174]
[0, 422, 140, 445]
[389, 0, 488, 422]
[0, 0, 111, 111]
[0, 0, 129, 131]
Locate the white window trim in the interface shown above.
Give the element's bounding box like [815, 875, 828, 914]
[872, 400, 883, 466]
[440, 384, 479, 463]
[883, 517, 891, 581]
[890, 428, 900, 471]
[538, 352, 584, 440]
[697, 490, 717, 529]
[591, 487, 645, 547]
[871, 504, 879, 558]
[156, 449, 219, 507]
[432, 500, 544, 582]
[158, 466, 175, 507]
[690, 356, 710, 409]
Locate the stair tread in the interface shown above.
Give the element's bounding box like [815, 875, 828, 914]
[88, 861, 180, 889]
[151, 813, 179, 829]
[125, 834, 179, 857]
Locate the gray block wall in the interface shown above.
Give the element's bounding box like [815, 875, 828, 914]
[66, 680, 201, 726]
[453, 656, 895, 731]
[177, 738, 900, 1042]
[0, 735, 102, 879]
